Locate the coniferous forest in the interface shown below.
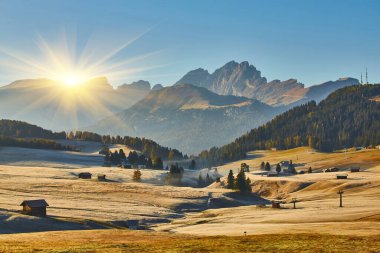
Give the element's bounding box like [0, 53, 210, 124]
[198, 84, 380, 166]
[0, 119, 185, 160]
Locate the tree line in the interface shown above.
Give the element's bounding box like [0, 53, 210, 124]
[0, 119, 66, 139]
[68, 130, 185, 161]
[198, 84, 380, 166]
[0, 135, 71, 150]
[0, 119, 185, 160]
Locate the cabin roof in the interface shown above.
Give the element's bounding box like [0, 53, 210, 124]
[20, 199, 49, 207]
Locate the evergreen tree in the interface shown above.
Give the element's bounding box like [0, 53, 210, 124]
[153, 157, 163, 169]
[260, 161, 265, 171]
[308, 167, 312, 173]
[276, 163, 281, 173]
[235, 169, 249, 193]
[265, 162, 271, 171]
[198, 174, 204, 187]
[246, 177, 252, 193]
[227, 170, 235, 189]
[241, 163, 249, 172]
[288, 160, 296, 174]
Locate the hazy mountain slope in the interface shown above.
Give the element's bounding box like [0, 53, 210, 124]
[198, 84, 380, 166]
[87, 84, 280, 154]
[176, 61, 359, 106]
[0, 78, 152, 131]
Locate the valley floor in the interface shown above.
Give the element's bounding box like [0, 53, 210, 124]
[0, 146, 379, 252]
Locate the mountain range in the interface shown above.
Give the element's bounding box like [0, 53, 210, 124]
[86, 84, 279, 154]
[176, 61, 359, 106]
[0, 77, 158, 130]
[0, 60, 359, 154]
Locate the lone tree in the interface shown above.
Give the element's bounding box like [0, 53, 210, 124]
[276, 163, 282, 173]
[265, 162, 271, 171]
[227, 170, 235, 189]
[132, 170, 142, 182]
[198, 174, 204, 187]
[288, 160, 296, 174]
[308, 167, 312, 173]
[260, 161, 265, 171]
[241, 163, 250, 172]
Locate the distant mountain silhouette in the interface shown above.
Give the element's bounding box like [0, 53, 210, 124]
[87, 84, 279, 154]
[0, 77, 153, 131]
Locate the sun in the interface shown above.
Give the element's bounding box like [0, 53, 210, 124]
[61, 75, 85, 86]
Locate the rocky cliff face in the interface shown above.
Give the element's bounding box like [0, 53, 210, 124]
[176, 61, 359, 106]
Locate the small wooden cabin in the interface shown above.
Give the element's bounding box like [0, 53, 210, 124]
[350, 167, 360, 173]
[97, 174, 106, 181]
[78, 172, 92, 179]
[337, 174, 348, 179]
[20, 199, 49, 217]
[271, 201, 282, 208]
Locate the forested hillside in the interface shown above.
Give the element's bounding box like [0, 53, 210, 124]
[0, 119, 66, 139]
[67, 130, 185, 161]
[199, 84, 380, 166]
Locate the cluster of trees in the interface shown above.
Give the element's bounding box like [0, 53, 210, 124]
[104, 149, 164, 169]
[165, 163, 184, 185]
[68, 130, 185, 161]
[260, 161, 296, 174]
[0, 136, 71, 150]
[197, 173, 217, 187]
[198, 84, 380, 166]
[0, 119, 66, 139]
[227, 169, 252, 193]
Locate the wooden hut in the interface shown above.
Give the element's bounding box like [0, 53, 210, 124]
[97, 174, 106, 181]
[271, 201, 282, 208]
[350, 167, 360, 173]
[336, 174, 348, 179]
[20, 199, 49, 217]
[78, 172, 92, 179]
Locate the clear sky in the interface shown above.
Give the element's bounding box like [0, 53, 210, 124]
[0, 0, 379, 87]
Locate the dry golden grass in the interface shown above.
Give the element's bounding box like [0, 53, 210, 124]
[0, 229, 379, 253]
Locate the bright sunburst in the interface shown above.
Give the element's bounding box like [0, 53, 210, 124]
[0, 28, 163, 88]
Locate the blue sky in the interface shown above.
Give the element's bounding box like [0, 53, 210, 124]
[0, 0, 379, 87]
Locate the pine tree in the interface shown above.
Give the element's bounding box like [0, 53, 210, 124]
[246, 177, 252, 192]
[308, 167, 312, 173]
[227, 170, 235, 189]
[198, 174, 204, 187]
[260, 161, 265, 171]
[235, 169, 248, 193]
[241, 163, 249, 172]
[265, 162, 271, 171]
[276, 163, 281, 173]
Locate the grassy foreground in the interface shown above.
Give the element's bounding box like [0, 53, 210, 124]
[0, 230, 379, 253]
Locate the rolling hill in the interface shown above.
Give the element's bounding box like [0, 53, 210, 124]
[0, 77, 154, 131]
[198, 84, 380, 166]
[87, 84, 280, 154]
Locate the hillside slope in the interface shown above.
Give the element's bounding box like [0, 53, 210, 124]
[87, 84, 279, 154]
[199, 84, 380, 165]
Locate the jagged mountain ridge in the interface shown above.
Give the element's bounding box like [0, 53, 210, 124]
[176, 61, 359, 106]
